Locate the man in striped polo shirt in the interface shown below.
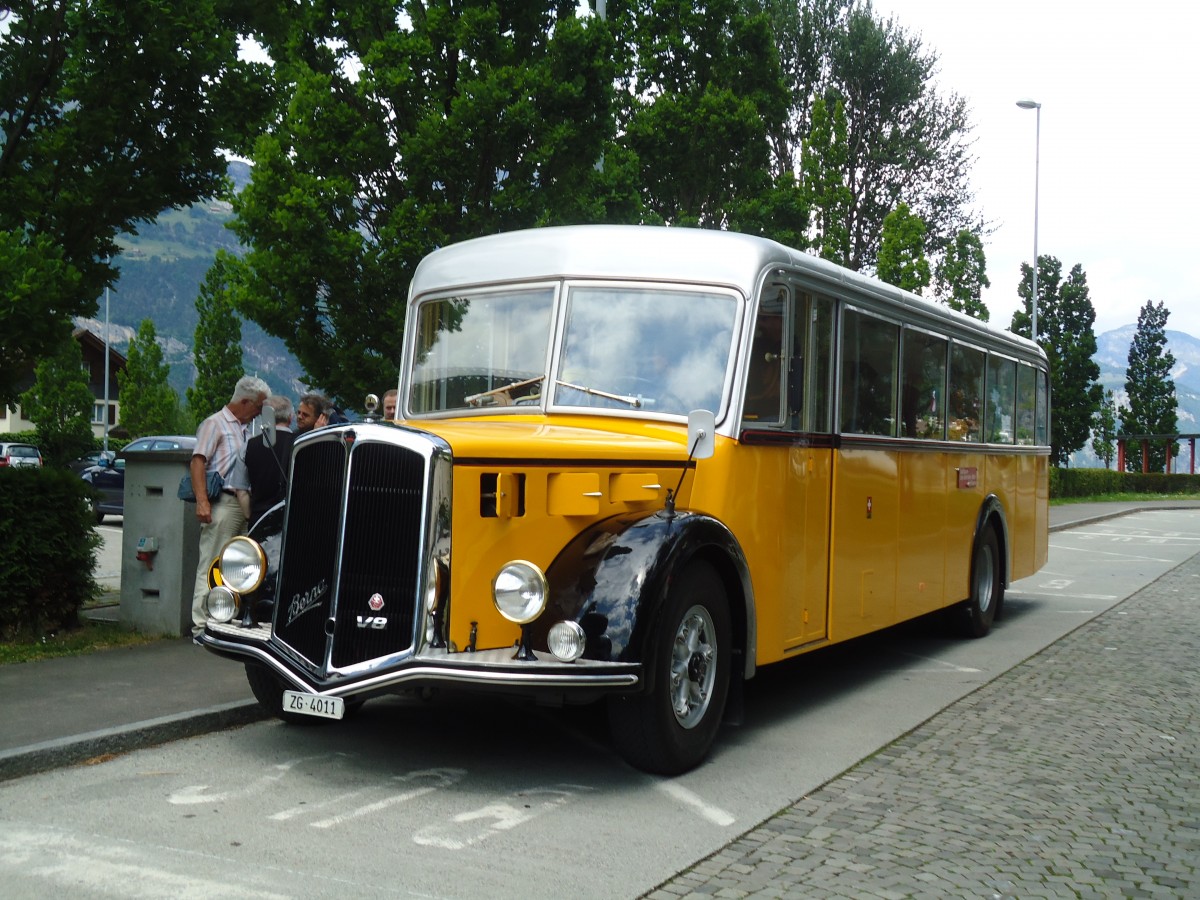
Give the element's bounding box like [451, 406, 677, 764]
[188, 375, 270, 641]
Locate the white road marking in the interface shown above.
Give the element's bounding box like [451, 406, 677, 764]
[656, 782, 736, 827]
[168, 753, 342, 805]
[309, 768, 465, 829]
[0, 823, 290, 899]
[891, 652, 981, 674]
[413, 784, 592, 849]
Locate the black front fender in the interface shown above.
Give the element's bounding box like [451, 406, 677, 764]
[539, 510, 753, 686]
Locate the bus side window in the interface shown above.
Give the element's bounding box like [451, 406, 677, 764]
[986, 355, 1017, 444]
[840, 309, 899, 436]
[1016, 362, 1037, 445]
[744, 295, 786, 425]
[901, 328, 947, 439]
[799, 293, 834, 433]
[948, 343, 985, 442]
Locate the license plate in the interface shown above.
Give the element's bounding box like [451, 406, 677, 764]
[283, 690, 345, 720]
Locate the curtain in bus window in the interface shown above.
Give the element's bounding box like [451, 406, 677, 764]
[901, 329, 948, 439]
[1016, 363, 1037, 445]
[840, 309, 899, 436]
[986, 355, 1017, 444]
[948, 344, 984, 442]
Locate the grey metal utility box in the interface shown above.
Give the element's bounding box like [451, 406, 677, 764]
[120, 449, 200, 636]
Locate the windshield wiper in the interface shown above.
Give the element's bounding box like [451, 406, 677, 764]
[465, 375, 544, 407]
[555, 380, 642, 408]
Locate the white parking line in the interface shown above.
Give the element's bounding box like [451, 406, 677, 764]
[656, 782, 736, 827]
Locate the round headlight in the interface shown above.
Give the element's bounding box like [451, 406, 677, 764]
[219, 536, 267, 593]
[492, 561, 548, 624]
[548, 620, 587, 662]
[426, 558, 447, 614]
[206, 585, 239, 623]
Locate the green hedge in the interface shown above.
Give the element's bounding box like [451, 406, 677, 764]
[1051, 467, 1200, 498]
[0, 468, 100, 640]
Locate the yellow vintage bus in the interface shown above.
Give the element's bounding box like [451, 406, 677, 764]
[200, 225, 1049, 775]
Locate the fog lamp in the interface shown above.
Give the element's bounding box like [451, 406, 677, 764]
[207, 585, 239, 623]
[219, 536, 266, 593]
[548, 620, 587, 662]
[492, 560, 547, 624]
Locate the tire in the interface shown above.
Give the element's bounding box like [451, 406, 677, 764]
[607, 560, 731, 775]
[244, 663, 328, 726]
[956, 524, 1002, 639]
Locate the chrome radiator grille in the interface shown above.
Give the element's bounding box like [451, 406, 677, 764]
[272, 432, 426, 673]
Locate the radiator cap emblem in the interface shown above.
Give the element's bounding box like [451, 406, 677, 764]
[368, 593, 384, 611]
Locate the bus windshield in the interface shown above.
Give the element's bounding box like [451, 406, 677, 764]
[408, 284, 739, 417]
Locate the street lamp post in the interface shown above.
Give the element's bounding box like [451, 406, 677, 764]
[102, 280, 111, 453]
[1016, 99, 1041, 341]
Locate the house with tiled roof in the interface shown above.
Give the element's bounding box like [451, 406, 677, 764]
[1, 327, 126, 437]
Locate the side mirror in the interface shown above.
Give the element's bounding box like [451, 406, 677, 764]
[686, 409, 716, 460]
[259, 408, 277, 448]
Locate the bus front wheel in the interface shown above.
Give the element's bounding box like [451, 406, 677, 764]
[957, 525, 1002, 639]
[607, 560, 731, 775]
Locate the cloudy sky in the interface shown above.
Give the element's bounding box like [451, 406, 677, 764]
[872, 0, 1200, 337]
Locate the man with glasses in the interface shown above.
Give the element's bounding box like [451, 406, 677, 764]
[188, 375, 270, 642]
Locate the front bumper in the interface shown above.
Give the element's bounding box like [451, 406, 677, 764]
[200, 621, 641, 700]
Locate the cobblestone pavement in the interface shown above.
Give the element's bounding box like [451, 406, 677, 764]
[646, 555, 1200, 899]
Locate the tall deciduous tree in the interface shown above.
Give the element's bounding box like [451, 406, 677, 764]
[808, 6, 980, 272]
[18, 328, 95, 467]
[0, 0, 275, 408]
[620, 0, 796, 235]
[1012, 257, 1102, 466]
[117, 319, 178, 438]
[231, 1, 622, 405]
[188, 253, 244, 422]
[935, 230, 990, 321]
[1121, 300, 1178, 473]
[764, 0, 850, 179]
[876, 202, 930, 294]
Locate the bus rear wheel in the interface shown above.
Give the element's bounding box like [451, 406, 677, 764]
[607, 560, 731, 775]
[956, 525, 1002, 638]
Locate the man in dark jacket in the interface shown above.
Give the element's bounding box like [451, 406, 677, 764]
[245, 395, 295, 524]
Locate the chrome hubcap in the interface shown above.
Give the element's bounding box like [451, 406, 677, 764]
[670, 604, 717, 729]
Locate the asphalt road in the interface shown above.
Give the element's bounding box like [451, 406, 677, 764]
[1, 507, 1197, 898]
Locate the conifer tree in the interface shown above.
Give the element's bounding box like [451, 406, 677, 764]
[1121, 301, 1178, 472]
[188, 253, 244, 422]
[117, 319, 178, 438]
[1012, 257, 1102, 466]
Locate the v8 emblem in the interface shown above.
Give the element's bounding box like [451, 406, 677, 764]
[356, 615, 387, 630]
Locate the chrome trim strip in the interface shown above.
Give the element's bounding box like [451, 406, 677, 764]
[201, 627, 641, 696]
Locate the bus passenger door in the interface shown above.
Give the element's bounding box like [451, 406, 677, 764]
[785, 290, 834, 647]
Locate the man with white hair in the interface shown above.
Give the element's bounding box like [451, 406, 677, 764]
[188, 375, 270, 641]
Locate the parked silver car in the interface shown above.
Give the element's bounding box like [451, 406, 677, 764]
[0, 442, 43, 468]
